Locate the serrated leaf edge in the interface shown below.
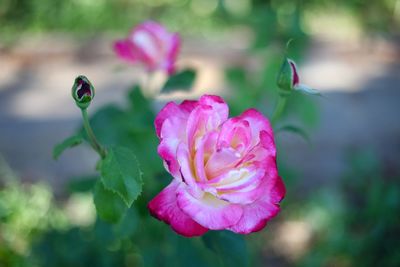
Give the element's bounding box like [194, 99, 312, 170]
[100, 147, 143, 207]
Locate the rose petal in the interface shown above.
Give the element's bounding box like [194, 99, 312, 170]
[116, 21, 181, 74]
[228, 176, 285, 234]
[131, 29, 159, 68]
[176, 143, 203, 197]
[217, 117, 251, 152]
[148, 181, 208, 237]
[221, 162, 277, 205]
[213, 167, 265, 193]
[194, 131, 218, 182]
[186, 95, 229, 151]
[238, 109, 274, 146]
[237, 131, 276, 170]
[130, 21, 170, 69]
[155, 101, 197, 138]
[205, 147, 241, 179]
[155, 101, 197, 178]
[113, 40, 136, 62]
[176, 184, 243, 230]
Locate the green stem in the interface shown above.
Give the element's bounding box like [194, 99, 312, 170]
[81, 108, 107, 159]
[271, 95, 287, 124]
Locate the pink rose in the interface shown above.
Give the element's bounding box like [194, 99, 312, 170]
[113, 21, 181, 75]
[148, 95, 285, 237]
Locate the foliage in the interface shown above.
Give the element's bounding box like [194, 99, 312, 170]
[100, 146, 143, 208]
[0, 0, 397, 41]
[296, 150, 400, 267]
[203, 231, 249, 267]
[0, 158, 68, 267]
[1, 1, 398, 266]
[161, 69, 196, 93]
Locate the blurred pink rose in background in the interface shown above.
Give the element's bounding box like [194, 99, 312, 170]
[148, 95, 285, 237]
[113, 21, 181, 75]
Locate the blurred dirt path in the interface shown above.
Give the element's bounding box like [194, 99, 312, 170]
[0, 34, 399, 194]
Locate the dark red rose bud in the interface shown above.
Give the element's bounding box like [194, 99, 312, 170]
[72, 75, 95, 109]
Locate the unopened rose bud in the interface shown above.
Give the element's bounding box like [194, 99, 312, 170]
[72, 75, 95, 109]
[277, 58, 320, 96]
[276, 57, 295, 96]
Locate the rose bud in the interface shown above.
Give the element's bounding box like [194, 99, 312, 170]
[72, 75, 95, 109]
[148, 95, 285, 237]
[113, 21, 181, 75]
[277, 58, 320, 96]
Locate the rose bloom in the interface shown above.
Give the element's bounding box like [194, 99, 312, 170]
[148, 95, 285, 237]
[113, 21, 180, 75]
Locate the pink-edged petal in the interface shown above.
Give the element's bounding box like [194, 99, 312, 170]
[155, 101, 197, 138]
[176, 143, 203, 197]
[205, 147, 241, 179]
[113, 40, 136, 62]
[218, 180, 266, 205]
[269, 175, 286, 204]
[238, 109, 273, 146]
[238, 131, 276, 170]
[129, 22, 163, 64]
[133, 21, 180, 74]
[199, 95, 229, 121]
[213, 167, 265, 193]
[131, 32, 159, 69]
[227, 200, 279, 234]
[115, 21, 180, 74]
[148, 181, 208, 237]
[194, 131, 218, 183]
[176, 185, 243, 230]
[228, 176, 286, 234]
[157, 138, 181, 179]
[186, 95, 228, 148]
[288, 59, 300, 86]
[155, 101, 197, 177]
[259, 130, 276, 157]
[217, 117, 251, 153]
[129, 21, 168, 71]
[139, 21, 171, 41]
[179, 100, 198, 113]
[219, 159, 277, 204]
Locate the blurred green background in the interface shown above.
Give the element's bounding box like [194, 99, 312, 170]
[0, 0, 399, 266]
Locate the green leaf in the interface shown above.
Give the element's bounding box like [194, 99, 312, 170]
[202, 231, 248, 267]
[127, 85, 149, 113]
[100, 146, 143, 207]
[67, 175, 98, 193]
[161, 69, 196, 93]
[85, 104, 163, 177]
[53, 135, 83, 160]
[93, 181, 127, 223]
[114, 207, 138, 238]
[276, 125, 310, 143]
